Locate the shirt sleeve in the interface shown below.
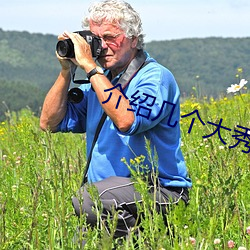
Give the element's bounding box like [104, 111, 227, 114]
[118, 62, 180, 136]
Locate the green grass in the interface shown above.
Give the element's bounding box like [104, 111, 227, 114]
[0, 93, 250, 249]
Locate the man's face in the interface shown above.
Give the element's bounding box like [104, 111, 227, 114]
[89, 20, 138, 73]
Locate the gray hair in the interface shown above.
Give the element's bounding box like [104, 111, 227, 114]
[82, 0, 145, 49]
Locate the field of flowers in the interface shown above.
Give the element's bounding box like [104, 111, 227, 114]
[0, 80, 249, 249]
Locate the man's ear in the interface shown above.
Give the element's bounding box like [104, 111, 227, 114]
[131, 36, 139, 48]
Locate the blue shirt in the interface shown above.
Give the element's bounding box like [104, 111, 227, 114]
[58, 52, 192, 188]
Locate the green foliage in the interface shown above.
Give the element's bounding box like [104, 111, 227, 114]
[0, 109, 85, 249]
[0, 92, 250, 249]
[0, 79, 46, 121]
[0, 29, 61, 121]
[0, 28, 60, 89]
[146, 37, 250, 99]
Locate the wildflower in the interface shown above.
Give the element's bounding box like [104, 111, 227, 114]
[237, 67, 243, 73]
[214, 238, 221, 244]
[228, 240, 235, 248]
[218, 146, 224, 150]
[189, 237, 196, 246]
[227, 79, 248, 93]
[12, 185, 17, 192]
[20, 207, 25, 214]
[246, 226, 250, 235]
[130, 159, 135, 165]
[191, 102, 201, 110]
[134, 156, 142, 164]
[238, 247, 246, 250]
[42, 213, 48, 221]
[196, 179, 201, 185]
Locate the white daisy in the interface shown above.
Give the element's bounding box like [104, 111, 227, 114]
[227, 79, 248, 93]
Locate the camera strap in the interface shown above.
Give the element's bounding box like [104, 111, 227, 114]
[81, 50, 150, 186]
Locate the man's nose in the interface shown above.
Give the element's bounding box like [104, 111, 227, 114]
[101, 38, 108, 49]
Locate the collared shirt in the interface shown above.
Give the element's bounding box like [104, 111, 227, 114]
[57, 52, 192, 188]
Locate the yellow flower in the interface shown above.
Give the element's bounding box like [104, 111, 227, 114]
[191, 103, 201, 110]
[135, 157, 141, 164]
[237, 67, 243, 73]
[130, 159, 135, 165]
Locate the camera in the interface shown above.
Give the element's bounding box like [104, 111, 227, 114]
[56, 30, 102, 58]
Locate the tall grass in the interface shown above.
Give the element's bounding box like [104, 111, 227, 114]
[0, 93, 250, 249]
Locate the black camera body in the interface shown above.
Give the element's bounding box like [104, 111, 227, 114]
[56, 30, 102, 58]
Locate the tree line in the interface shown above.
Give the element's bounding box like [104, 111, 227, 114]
[0, 28, 249, 121]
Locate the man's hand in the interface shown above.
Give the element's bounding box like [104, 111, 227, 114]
[56, 33, 79, 71]
[62, 31, 96, 73]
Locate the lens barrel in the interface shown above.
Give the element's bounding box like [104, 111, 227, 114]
[68, 88, 84, 103]
[56, 39, 75, 58]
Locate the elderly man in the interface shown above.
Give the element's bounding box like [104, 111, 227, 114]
[40, 0, 192, 241]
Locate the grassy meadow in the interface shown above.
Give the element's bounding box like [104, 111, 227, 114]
[0, 88, 250, 249]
